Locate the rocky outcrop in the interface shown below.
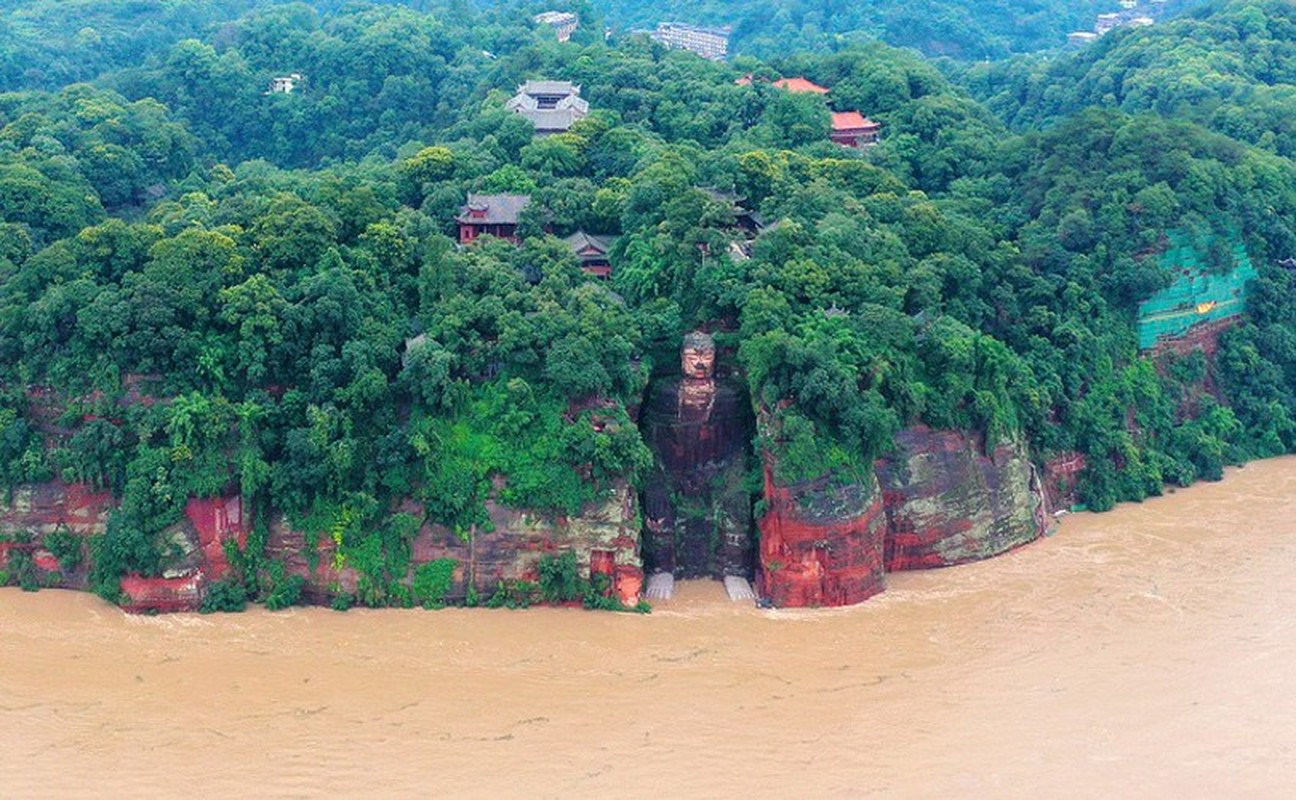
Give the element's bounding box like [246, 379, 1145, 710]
[268, 481, 644, 608]
[0, 478, 641, 612]
[183, 495, 248, 583]
[0, 487, 252, 610]
[0, 480, 114, 538]
[0, 481, 115, 591]
[877, 427, 1045, 571]
[757, 426, 1049, 607]
[417, 481, 643, 605]
[757, 466, 888, 607]
[119, 574, 204, 614]
[1042, 451, 1086, 512]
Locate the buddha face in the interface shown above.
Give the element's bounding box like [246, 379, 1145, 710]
[681, 333, 716, 379]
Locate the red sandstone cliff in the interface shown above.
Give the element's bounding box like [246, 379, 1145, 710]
[263, 481, 645, 609]
[757, 426, 1049, 608]
[876, 427, 1046, 571]
[757, 464, 888, 607]
[1, 479, 642, 613]
[0, 485, 249, 612]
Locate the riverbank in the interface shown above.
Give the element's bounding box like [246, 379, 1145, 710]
[4, 457, 1296, 797]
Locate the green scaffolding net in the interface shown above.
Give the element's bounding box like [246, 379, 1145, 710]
[1136, 230, 1257, 351]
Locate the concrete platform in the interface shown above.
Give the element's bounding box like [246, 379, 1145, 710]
[723, 575, 756, 602]
[645, 572, 675, 600]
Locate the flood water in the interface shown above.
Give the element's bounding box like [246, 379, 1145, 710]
[4, 458, 1296, 798]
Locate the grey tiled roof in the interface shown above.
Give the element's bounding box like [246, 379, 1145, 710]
[517, 107, 586, 131]
[517, 80, 581, 96]
[455, 194, 532, 225]
[564, 231, 616, 254]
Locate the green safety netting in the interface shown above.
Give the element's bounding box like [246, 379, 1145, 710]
[1136, 231, 1258, 350]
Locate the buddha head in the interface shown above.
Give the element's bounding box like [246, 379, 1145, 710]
[681, 332, 716, 380]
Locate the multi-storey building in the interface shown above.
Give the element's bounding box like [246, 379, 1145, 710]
[650, 22, 731, 61]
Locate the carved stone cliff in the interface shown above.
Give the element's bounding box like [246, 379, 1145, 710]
[639, 332, 754, 581]
[877, 426, 1045, 571]
[0, 480, 641, 612]
[757, 426, 1049, 607]
[270, 481, 643, 607]
[756, 465, 888, 607]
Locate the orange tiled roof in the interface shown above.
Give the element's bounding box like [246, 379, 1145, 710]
[832, 111, 880, 130]
[773, 77, 830, 94]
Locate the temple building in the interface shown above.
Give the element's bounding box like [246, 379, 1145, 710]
[505, 80, 589, 134]
[650, 22, 731, 60]
[534, 11, 579, 42]
[830, 111, 882, 148]
[564, 231, 617, 279]
[456, 194, 531, 244]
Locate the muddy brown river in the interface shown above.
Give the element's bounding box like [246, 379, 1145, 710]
[4, 458, 1296, 798]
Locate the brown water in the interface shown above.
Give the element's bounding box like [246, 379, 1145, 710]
[4, 459, 1296, 798]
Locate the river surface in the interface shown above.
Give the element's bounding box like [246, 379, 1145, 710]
[4, 458, 1296, 798]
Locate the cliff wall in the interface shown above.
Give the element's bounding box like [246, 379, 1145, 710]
[270, 481, 643, 607]
[877, 427, 1046, 571]
[756, 465, 888, 607]
[0, 479, 641, 612]
[757, 426, 1048, 607]
[0, 481, 115, 592]
[0, 486, 249, 611]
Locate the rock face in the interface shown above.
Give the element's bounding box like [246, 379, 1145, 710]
[757, 426, 1049, 607]
[0, 481, 115, 591]
[0, 486, 247, 610]
[0, 481, 114, 539]
[417, 482, 643, 605]
[877, 427, 1045, 571]
[1042, 451, 1087, 512]
[0, 477, 641, 612]
[183, 495, 249, 582]
[119, 574, 204, 614]
[756, 466, 888, 607]
[267, 481, 644, 608]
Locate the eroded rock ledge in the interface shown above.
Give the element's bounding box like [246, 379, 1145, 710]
[759, 426, 1050, 607]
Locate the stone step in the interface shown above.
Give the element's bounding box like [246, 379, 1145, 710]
[724, 575, 756, 603]
[645, 572, 675, 600]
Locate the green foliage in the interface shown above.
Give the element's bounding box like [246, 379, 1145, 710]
[486, 579, 540, 609]
[200, 578, 248, 613]
[538, 551, 584, 603]
[6, 547, 40, 592]
[413, 558, 457, 609]
[263, 559, 305, 611]
[43, 528, 83, 573]
[602, 0, 1135, 58]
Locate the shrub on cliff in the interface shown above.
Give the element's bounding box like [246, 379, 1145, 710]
[200, 578, 248, 613]
[413, 558, 457, 609]
[538, 551, 584, 603]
